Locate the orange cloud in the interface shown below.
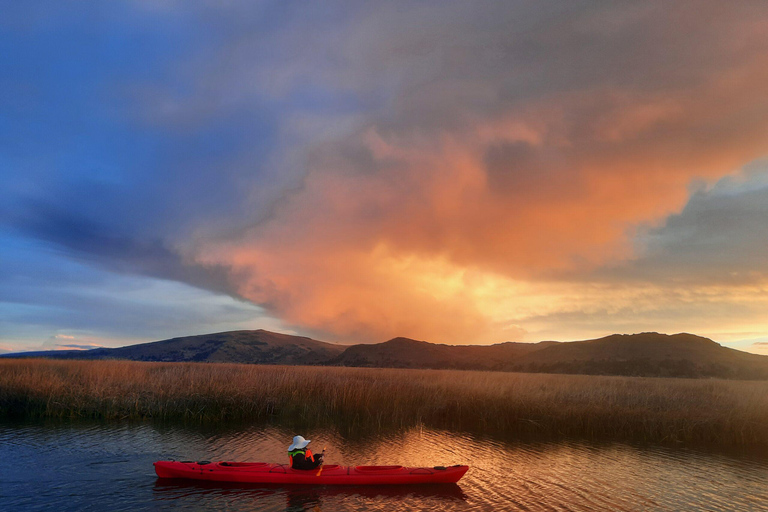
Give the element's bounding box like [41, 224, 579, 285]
[191, 3, 768, 343]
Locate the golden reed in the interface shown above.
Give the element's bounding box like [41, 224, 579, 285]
[2, 359, 767, 448]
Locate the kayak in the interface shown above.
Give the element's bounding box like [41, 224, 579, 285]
[154, 461, 468, 485]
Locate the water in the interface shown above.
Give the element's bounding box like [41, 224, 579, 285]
[1, 422, 767, 511]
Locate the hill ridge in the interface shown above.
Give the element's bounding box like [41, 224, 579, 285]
[4, 330, 768, 379]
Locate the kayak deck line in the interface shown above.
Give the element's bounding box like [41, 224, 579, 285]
[154, 460, 469, 485]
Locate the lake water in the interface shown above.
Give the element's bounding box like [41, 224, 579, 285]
[1, 421, 767, 511]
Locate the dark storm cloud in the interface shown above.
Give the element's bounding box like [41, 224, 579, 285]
[605, 165, 768, 285]
[0, 228, 276, 351]
[7, 199, 235, 296]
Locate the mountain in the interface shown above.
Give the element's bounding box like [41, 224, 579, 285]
[334, 332, 768, 379]
[508, 332, 768, 378]
[4, 330, 344, 365]
[5, 330, 768, 379]
[330, 337, 558, 370]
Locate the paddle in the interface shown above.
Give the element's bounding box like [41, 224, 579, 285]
[315, 447, 326, 476]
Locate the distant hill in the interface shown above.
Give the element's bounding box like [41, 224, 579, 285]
[4, 330, 344, 365]
[332, 332, 768, 379]
[5, 330, 768, 379]
[507, 333, 768, 379]
[330, 337, 559, 370]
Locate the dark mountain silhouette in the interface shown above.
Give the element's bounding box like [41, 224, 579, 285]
[5, 330, 344, 365]
[506, 332, 768, 379]
[5, 330, 768, 379]
[332, 332, 768, 379]
[330, 337, 558, 370]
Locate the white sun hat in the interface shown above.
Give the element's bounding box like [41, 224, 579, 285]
[288, 435, 311, 451]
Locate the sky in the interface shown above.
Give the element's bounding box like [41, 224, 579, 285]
[2, 1, 768, 354]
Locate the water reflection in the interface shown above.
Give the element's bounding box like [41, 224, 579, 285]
[153, 480, 468, 511]
[2, 421, 767, 511]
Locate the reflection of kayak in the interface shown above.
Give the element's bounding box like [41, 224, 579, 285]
[154, 461, 468, 485]
[153, 479, 469, 500]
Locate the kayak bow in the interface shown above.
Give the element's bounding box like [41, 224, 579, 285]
[154, 461, 468, 485]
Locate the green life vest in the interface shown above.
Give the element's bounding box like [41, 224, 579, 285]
[289, 448, 314, 465]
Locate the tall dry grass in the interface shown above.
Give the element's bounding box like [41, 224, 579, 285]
[1, 359, 767, 448]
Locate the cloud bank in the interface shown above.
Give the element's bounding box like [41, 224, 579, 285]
[186, 1, 768, 342]
[3, 1, 768, 348]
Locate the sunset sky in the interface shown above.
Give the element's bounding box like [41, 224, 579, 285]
[2, 1, 768, 354]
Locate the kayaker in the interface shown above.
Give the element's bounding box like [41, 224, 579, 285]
[288, 435, 324, 470]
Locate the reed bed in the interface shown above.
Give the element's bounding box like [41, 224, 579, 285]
[2, 359, 767, 449]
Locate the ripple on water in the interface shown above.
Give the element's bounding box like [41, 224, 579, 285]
[1, 422, 767, 511]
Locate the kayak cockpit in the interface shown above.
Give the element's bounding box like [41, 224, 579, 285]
[217, 462, 268, 469]
[355, 465, 403, 472]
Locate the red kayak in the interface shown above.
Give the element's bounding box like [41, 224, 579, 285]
[154, 461, 468, 485]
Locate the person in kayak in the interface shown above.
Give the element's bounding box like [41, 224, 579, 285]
[288, 435, 324, 470]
